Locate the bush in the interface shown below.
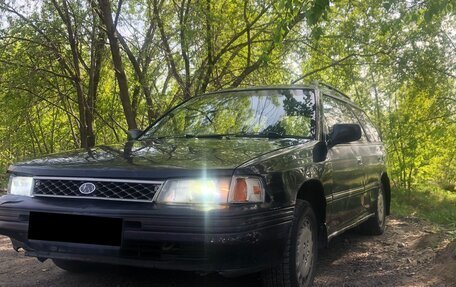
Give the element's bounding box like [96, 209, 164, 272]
[391, 185, 456, 229]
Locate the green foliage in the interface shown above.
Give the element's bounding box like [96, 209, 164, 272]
[0, 0, 454, 197]
[0, 174, 8, 193]
[391, 185, 456, 228]
[293, 0, 455, 191]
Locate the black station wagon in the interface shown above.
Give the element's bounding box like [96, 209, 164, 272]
[0, 83, 390, 287]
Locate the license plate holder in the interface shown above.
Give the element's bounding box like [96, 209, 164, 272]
[28, 212, 122, 246]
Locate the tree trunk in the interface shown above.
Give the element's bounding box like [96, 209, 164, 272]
[370, 72, 383, 140]
[116, 26, 156, 122]
[52, 0, 97, 148]
[98, 0, 137, 130]
[178, 0, 191, 100]
[87, 6, 105, 147]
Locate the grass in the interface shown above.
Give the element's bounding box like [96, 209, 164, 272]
[391, 185, 456, 229]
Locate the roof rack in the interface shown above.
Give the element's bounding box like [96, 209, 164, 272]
[311, 80, 350, 100]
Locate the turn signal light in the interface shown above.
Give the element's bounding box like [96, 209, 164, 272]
[233, 178, 248, 202]
[229, 177, 264, 203]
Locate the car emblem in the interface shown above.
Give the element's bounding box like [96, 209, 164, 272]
[79, 182, 96, 195]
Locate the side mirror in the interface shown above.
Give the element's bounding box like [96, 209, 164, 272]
[329, 124, 361, 147]
[127, 129, 143, 141]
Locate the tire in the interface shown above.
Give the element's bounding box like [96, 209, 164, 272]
[359, 182, 386, 235]
[52, 259, 95, 273]
[261, 200, 318, 287]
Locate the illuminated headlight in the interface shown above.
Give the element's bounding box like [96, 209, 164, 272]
[156, 176, 265, 204]
[8, 176, 34, 196]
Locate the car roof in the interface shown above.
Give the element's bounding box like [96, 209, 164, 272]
[202, 85, 314, 95]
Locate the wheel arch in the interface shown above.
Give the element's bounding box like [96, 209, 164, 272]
[296, 179, 327, 246]
[381, 172, 391, 215]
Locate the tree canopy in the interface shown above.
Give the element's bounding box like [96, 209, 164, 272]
[0, 0, 454, 190]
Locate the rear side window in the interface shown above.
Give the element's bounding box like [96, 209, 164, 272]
[351, 108, 381, 142]
[322, 96, 367, 142]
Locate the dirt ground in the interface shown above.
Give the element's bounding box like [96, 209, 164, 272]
[0, 215, 455, 287]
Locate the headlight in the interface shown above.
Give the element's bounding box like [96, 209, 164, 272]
[8, 176, 34, 196]
[156, 176, 265, 204]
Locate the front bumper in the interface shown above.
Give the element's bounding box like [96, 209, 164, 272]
[0, 195, 293, 276]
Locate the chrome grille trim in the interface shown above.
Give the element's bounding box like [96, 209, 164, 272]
[33, 176, 163, 185]
[32, 176, 164, 202]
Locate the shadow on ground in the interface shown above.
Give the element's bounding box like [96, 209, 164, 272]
[0, 216, 454, 287]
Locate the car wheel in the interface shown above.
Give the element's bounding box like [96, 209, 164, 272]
[52, 259, 95, 273]
[261, 199, 318, 287]
[359, 182, 386, 235]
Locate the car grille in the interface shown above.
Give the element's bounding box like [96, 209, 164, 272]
[32, 177, 163, 202]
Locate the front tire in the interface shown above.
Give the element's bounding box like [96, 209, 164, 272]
[52, 259, 95, 273]
[261, 200, 318, 287]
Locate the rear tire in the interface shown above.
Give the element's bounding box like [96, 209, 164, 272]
[261, 200, 318, 287]
[359, 182, 386, 235]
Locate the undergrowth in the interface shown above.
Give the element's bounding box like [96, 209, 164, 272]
[391, 185, 456, 229]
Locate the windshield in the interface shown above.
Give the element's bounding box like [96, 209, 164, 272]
[141, 89, 316, 139]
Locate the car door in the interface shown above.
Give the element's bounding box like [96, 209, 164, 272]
[323, 96, 367, 229]
[350, 107, 385, 212]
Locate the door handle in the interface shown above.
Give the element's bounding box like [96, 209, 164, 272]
[356, 156, 363, 165]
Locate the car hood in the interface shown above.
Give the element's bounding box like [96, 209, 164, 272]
[10, 138, 309, 179]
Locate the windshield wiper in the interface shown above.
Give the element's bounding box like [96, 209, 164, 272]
[184, 133, 276, 139]
[184, 134, 226, 139]
[148, 133, 310, 140]
[259, 132, 285, 139]
[231, 132, 310, 139]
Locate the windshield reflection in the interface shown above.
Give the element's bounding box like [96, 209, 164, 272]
[142, 89, 316, 140]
